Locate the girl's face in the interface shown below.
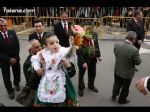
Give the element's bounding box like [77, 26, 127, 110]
[46, 36, 60, 53]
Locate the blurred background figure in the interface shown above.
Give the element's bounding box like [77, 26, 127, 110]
[29, 19, 47, 48]
[126, 10, 145, 50]
[54, 11, 72, 47]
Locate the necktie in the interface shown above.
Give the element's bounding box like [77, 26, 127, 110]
[4, 33, 10, 45]
[38, 35, 41, 40]
[64, 23, 68, 37]
[89, 39, 94, 47]
[136, 21, 140, 28]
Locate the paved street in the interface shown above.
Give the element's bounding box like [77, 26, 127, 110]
[0, 35, 150, 107]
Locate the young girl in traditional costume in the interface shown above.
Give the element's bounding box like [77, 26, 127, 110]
[31, 33, 79, 107]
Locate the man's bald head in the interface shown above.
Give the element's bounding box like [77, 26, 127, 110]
[31, 39, 40, 47]
[28, 39, 38, 49]
[28, 39, 41, 55]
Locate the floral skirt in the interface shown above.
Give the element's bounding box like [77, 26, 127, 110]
[32, 74, 80, 107]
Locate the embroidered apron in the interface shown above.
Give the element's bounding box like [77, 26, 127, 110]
[37, 47, 70, 103]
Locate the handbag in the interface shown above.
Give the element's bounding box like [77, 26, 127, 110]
[16, 86, 36, 106]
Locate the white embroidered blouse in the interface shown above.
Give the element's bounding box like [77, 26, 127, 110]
[31, 47, 71, 103]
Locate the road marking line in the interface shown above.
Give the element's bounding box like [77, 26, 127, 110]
[140, 47, 150, 54]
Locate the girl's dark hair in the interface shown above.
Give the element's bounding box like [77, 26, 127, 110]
[43, 33, 57, 45]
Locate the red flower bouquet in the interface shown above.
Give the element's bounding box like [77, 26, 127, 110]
[71, 24, 96, 56]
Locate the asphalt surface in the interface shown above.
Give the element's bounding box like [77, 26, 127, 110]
[0, 35, 150, 107]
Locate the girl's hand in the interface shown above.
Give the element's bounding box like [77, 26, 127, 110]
[36, 68, 44, 76]
[61, 58, 71, 68]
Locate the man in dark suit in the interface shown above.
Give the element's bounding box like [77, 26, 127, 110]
[135, 75, 150, 95]
[0, 18, 21, 99]
[112, 31, 142, 104]
[23, 39, 41, 87]
[126, 10, 145, 50]
[54, 11, 72, 47]
[28, 19, 47, 48]
[76, 22, 102, 97]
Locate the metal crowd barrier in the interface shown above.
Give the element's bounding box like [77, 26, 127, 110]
[1, 16, 150, 40]
[1, 16, 100, 35]
[99, 16, 150, 39]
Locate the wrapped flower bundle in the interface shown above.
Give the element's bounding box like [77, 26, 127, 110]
[71, 24, 96, 56]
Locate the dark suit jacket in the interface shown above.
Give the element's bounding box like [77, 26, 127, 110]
[76, 31, 101, 66]
[114, 41, 142, 79]
[0, 30, 20, 65]
[126, 18, 145, 41]
[23, 54, 32, 85]
[28, 32, 47, 47]
[54, 21, 72, 47]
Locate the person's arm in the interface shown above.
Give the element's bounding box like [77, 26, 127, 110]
[23, 55, 32, 83]
[13, 30, 20, 61]
[141, 21, 146, 42]
[31, 52, 44, 76]
[144, 76, 150, 94]
[61, 58, 76, 78]
[66, 62, 76, 78]
[133, 49, 142, 66]
[93, 32, 101, 58]
[135, 76, 150, 95]
[31, 54, 41, 71]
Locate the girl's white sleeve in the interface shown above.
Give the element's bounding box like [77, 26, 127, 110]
[31, 53, 41, 71]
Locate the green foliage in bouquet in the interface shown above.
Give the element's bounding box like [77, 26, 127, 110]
[80, 46, 95, 56]
[92, 32, 97, 40]
[84, 31, 93, 39]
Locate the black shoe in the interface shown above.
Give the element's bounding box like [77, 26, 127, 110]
[111, 95, 116, 102]
[15, 85, 20, 91]
[118, 99, 130, 104]
[88, 87, 98, 93]
[8, 92, 15, 100]
[78, 90, 83, 97]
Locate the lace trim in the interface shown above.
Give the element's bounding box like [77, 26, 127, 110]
[37, 70, 66, 103]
